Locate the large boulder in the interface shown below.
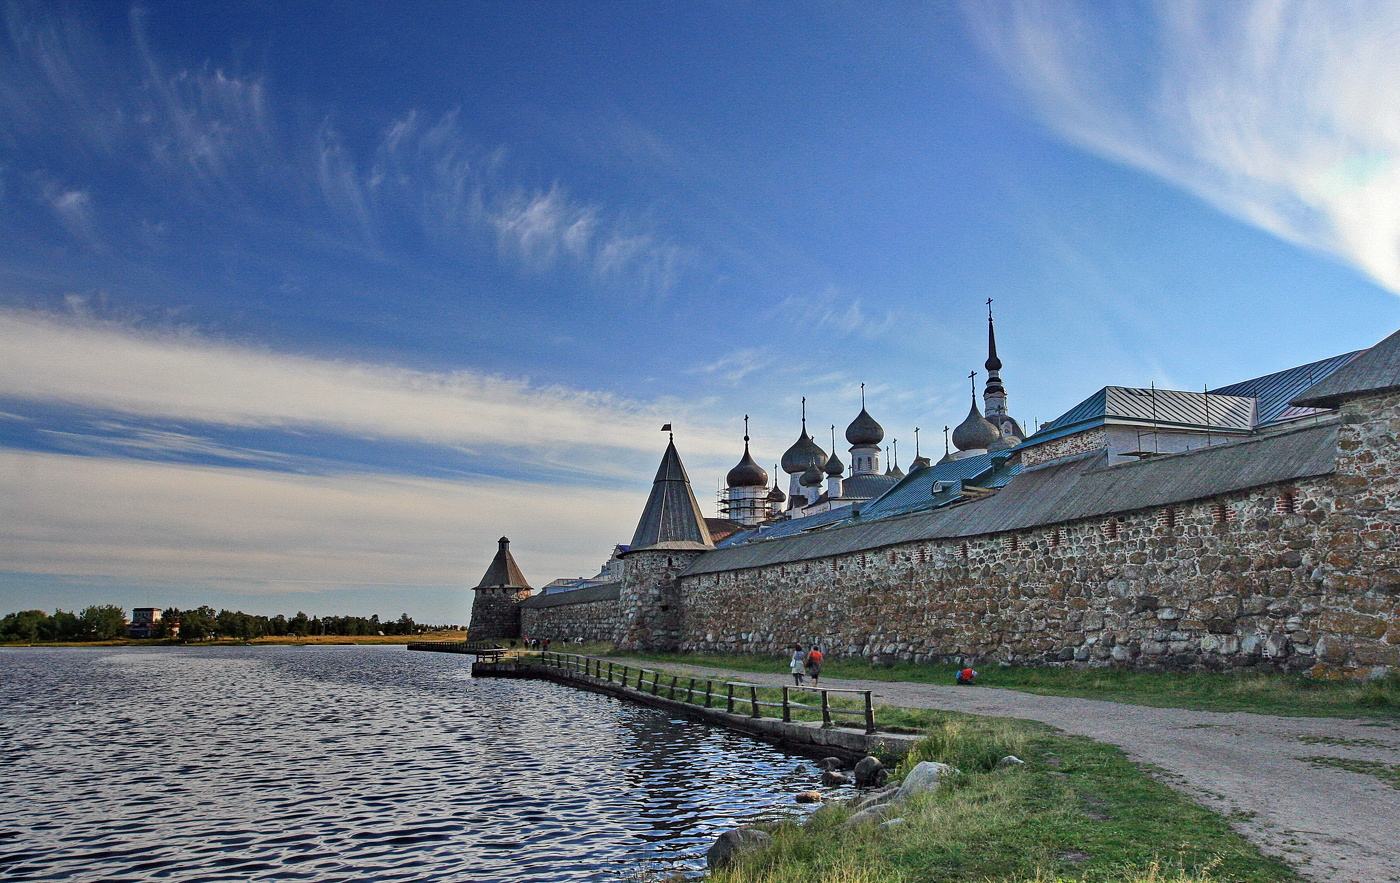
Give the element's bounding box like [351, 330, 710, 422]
[895, 761, 958, 799]
[707, 827, 773, 870]
[843, 803, 893, 827]
[852, 755, 886, 787]
[818, 756, 846, 771]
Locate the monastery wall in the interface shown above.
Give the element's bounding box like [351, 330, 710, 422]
[678, 396, 1400, 677]
[520, 595, 620, 643]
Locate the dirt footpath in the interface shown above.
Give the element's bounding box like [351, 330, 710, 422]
[605, 658, 1400, 883]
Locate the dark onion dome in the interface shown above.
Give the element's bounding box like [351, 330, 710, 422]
[767, 483, 786, 503]
[952, 401, 1001, 451]
[823, 450, 844, 476]
[726, 445, 768, 488]
[845, 408, 884, 446]
[781, 431, 827, 474]
[800, 464, 824, 487]
[889, 464, 905, 479]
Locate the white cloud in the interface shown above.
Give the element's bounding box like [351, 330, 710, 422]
[0, 449, 638, 594]
[0, 307, 739, 475]
[965, 0, 1400, 293]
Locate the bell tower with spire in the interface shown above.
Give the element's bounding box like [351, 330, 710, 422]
[616, 427, 714, 652]
[982, 299, 1025, 446]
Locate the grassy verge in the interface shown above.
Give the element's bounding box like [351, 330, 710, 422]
[712, 712, 1299, 883]
[618, 650, 1400, 719]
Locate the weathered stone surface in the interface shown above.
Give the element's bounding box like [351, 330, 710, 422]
[843, 804, 892, 827]
[707, 827, 772, 870]
[997, 755, 1026, 768]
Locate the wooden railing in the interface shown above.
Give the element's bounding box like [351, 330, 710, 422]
[476, 650, 876, 734]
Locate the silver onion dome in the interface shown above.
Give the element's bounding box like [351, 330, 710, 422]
[845, 408, 884, 446]
[952, 401, 1001, 452]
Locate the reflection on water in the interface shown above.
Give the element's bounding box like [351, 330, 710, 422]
[0, 646, 826, 882]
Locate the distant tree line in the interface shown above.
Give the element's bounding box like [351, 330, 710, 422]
[0, 606, 450, 643]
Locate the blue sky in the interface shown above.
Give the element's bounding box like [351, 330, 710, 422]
[3, 1, 1398, 623]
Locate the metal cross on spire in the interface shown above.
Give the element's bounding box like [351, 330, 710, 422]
[860, 382, 865, 408]
[969, 370, 978, 403]
[943, 425, 951, 454]
[801, 395, 807, 432]
[743, 414, 750, 444]
[914, 427, 921, 458]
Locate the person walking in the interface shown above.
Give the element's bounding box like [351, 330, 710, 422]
[805, 645, 824, 685]
[789, 644, 806, 686]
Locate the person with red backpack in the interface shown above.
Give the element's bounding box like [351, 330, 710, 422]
[955, 666, 977, 685]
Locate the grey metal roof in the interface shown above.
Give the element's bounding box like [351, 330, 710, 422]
[1210, 351, 1359, 425]
[1023, 386, 1255, 448]
[856, 451, 1021, 520]
[627, 440, 714, 552]
[518, 582, 620, 608]
[1292, 329, 1400, 408]
[840, 472, 898, 500]
[717, 503, 858, 548]
[681, 420, 1337, 576]
[473, 537, 532, 589]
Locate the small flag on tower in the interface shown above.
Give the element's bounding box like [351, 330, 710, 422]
[660, 423, 672, 431]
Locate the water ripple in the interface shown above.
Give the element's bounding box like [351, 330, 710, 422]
[0, 646, 834, 882]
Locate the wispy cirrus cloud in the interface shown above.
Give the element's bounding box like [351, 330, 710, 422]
[0, 2, 685, 297]
[965, 0, 1400, 293]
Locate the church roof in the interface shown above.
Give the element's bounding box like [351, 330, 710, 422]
[683, 420, 1339, 576]
[1022, 386, 1256, 449]
[1291, 329, 1400, 408]
[627, 439, 714, 552]
[1212, 351, 1360, 425]
[473, 537, 532, 589]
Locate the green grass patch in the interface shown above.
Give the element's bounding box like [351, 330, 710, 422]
[712, 712, 1299, 883]
[625, 651, 1400, 720]
[1300, 756, 1400, 790]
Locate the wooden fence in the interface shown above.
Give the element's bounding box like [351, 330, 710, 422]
[475, 650, 876, 734]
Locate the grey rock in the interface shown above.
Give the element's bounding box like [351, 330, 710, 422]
[707, 827, 773, 870]
[820, 770, 852, 787]
[852, 755, 886, 787]
[880, 817, 907, 830]
[818, 756, 846, 771]
[997, 755, 1026, 769]
[843, 804, 892, 827]
[854, 785, 899, 810]
[896, 761, 959, 800]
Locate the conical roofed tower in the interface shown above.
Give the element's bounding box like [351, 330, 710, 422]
[618, 433, 714, 653]
[628, 438, 714, 551]
[467, 536, 534, 639]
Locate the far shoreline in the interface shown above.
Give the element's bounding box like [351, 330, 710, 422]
[0, 630, 471, 649]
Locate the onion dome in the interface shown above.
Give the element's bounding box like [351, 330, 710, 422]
[952, 401, 1000, 452]
[781, 431, 827, 475]
[767, 482, 786, 503]
[726, 443, 768, 488]
[823, 450, 844, 476]
[800, 464, 824, 487]
[845, 408, 884, 446]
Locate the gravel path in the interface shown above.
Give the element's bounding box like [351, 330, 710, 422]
[603, 658, 1400, 883]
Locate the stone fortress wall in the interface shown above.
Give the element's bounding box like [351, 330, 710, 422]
[520, 389, 1400, 677]
[520, 593, 620, 643]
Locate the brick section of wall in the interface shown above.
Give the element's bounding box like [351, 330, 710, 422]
[520, 597, 621, 643]
[469, 587, 530, 639]
[1020, 428, 1106, 467]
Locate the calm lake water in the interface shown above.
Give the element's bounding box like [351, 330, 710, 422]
[0, 645, 827, 882]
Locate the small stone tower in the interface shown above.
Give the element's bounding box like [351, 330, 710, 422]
[617, 434, 714, 652]
[467, 536, 533, 639]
